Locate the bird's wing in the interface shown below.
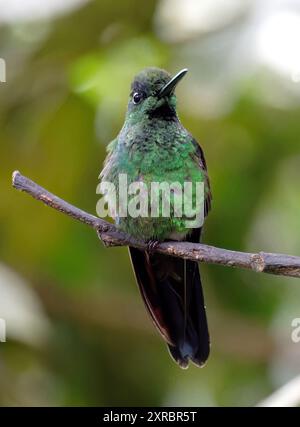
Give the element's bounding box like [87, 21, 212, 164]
[190, 137, 212, 218]
[99, 137, 118, 180]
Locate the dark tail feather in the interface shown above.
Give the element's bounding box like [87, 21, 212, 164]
[129, 245, 210, 368]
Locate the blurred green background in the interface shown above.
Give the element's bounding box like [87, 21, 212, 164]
[1, 0, 300, 406]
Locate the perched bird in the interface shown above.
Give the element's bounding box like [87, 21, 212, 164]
[100, 67, 211, 368]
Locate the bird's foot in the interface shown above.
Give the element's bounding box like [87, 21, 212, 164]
[96, 224, 116, 247]
[146, 239, 160, 255]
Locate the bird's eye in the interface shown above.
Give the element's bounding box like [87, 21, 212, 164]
[133, 92, 142, 104]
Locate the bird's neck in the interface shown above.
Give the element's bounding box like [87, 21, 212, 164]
[121, 115, 180, 145]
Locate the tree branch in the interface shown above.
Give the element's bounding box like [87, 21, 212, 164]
[12, 170, 300, 278]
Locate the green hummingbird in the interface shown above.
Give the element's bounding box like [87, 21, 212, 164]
[100, 67, 211, 368]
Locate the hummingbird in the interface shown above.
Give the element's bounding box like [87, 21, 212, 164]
[100, 67, 211, 368]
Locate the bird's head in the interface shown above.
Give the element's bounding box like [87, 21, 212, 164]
[126, 67, 188, 122]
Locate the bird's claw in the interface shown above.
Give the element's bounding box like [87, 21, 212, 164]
[146, 239, 160, 255]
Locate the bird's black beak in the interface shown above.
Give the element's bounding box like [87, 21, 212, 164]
[159, 68, 188, 98]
